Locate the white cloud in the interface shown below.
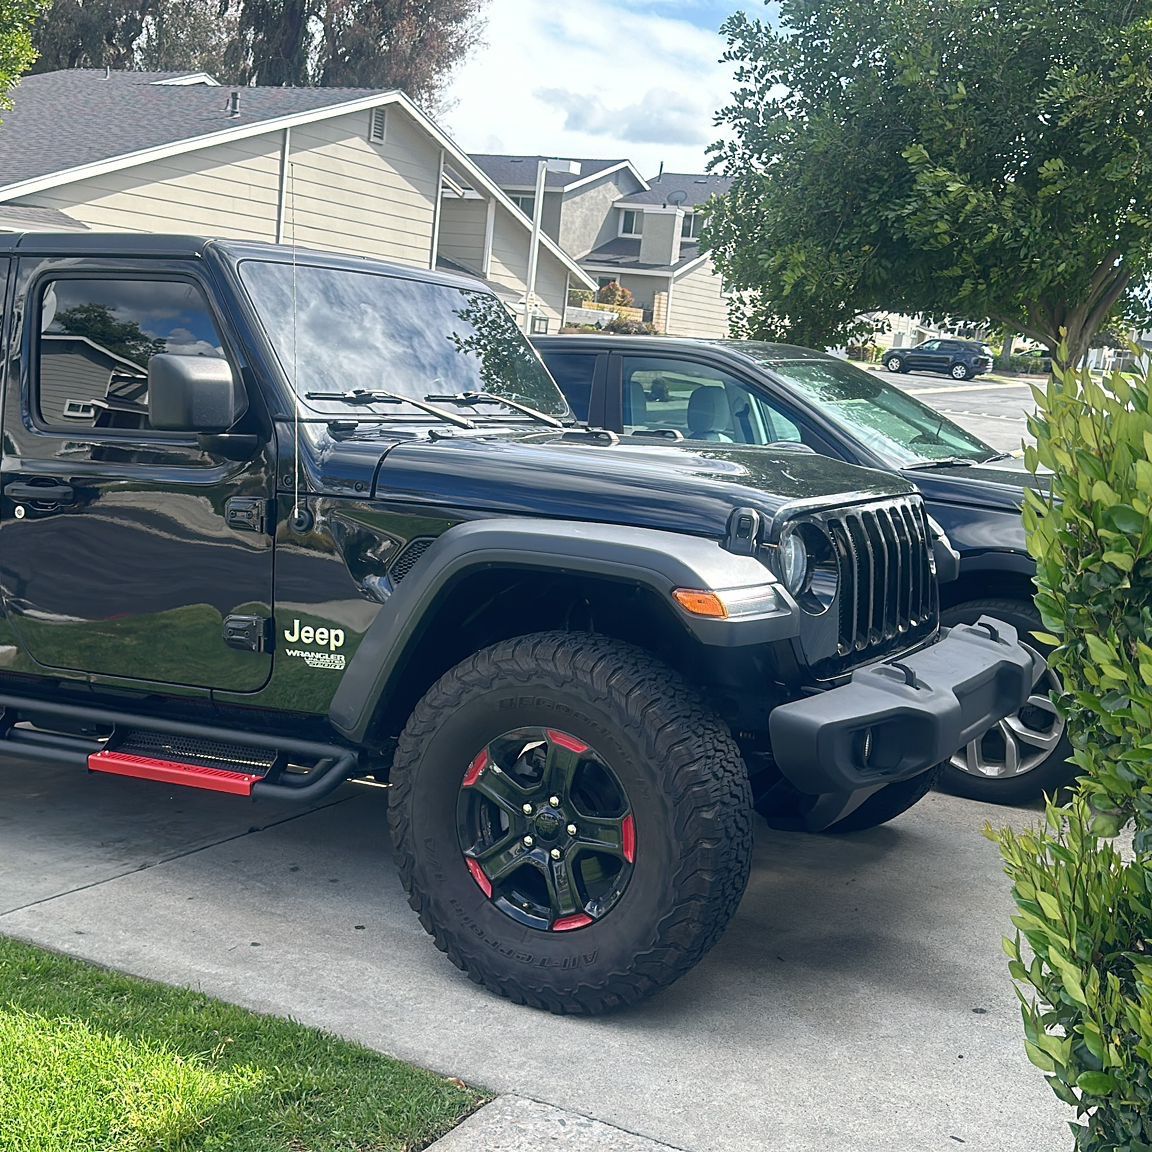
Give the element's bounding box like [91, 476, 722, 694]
[440, 0, 738, 176]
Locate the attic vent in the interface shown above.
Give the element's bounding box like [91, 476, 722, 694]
[368, 107, 387, 144]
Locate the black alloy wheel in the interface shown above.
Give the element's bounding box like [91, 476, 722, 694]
[388, 631, 753, 1014]
[456, 727, 636, 933]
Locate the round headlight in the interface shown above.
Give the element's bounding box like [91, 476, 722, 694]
[779, 533, 809, 595]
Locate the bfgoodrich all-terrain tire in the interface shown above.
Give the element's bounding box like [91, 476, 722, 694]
[388, 631, 754, 1015]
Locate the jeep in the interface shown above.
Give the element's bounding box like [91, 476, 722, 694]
[0, 234, 1037, 1014]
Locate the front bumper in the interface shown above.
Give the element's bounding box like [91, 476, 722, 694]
[768, 616, 1040, 794]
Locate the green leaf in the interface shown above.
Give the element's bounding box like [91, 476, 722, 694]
[1106, 504, 1145, 534]
[1025, 1040, 1056, 1073]
[1075, 1071, 1118, 1095]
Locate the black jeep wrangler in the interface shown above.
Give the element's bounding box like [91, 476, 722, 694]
[0, 234, 1036, 1014]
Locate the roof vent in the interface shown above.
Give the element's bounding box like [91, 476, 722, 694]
[227, 92, 240, 118]
[368, 106, 387, 143]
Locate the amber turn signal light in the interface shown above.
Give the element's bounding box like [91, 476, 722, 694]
[672, 589, 729, 619]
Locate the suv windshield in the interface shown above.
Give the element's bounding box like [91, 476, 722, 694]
[239, 260, 571, 420]
[739, 349, 996, 466]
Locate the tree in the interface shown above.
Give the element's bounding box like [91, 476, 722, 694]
[53, 303, 165, 365]
[31, 0, 486, 107]
[1, 0, 48, 115]
[707, 0, 1152, 366]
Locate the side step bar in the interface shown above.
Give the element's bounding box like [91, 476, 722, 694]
[0, 692, 360, 802]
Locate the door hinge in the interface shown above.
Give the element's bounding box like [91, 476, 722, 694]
[223, 614, 272, 653]
[225, 497, 273, 535]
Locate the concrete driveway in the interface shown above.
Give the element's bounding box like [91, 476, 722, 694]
[0, 760, 1066, 1151]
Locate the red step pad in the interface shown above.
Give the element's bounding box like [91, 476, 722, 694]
[88, 750, 261, 796]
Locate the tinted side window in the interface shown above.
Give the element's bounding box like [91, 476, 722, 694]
[538, 350, 596, 421]
[37, 278, 226, 431]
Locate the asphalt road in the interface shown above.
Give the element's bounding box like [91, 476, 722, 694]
[0, 761, 1067, 1152]
[881, 368, 1039, 455]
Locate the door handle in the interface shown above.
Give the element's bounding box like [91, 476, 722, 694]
[6, 481, 75, 505]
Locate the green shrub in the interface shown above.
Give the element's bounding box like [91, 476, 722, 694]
[994, 353, 1152, 1150]
[604, 317, 657, 335]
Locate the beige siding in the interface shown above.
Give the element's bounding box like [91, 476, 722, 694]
[486, 206, 567, 328]
[666, 259, 731, 338]
[437, 196, 487, 273]
[23, 105, 441, 267]
[24, 134, 283, 240]
[283, 108, 438, 265]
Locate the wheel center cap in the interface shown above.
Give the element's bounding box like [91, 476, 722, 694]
[533, 808, 565, 840]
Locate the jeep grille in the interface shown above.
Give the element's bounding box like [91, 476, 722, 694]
[786, 496, 938, 679]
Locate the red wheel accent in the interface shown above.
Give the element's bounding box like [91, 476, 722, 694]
[465, 857, 493, 898]
[546, 729, 589, 754]
[551, 913, 594, 932]
[621, 813, 636, 863]
[462, 747, 488, 787]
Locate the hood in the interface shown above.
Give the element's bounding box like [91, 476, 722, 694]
[900, 457, 1044, 512]
[357, 430, 912, 540]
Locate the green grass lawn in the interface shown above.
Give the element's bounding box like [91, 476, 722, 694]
[0, 937, 485, 1152]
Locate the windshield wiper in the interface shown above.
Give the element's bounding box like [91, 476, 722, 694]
[981, 451, 1014, 463]
[304, 390, 475, 429]
[425, 391, 566, 429]
[905, 457, 977, 470]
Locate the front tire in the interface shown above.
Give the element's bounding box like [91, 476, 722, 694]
[388, 631, 753, 1014]
[936, 599, 1073, 804]
[885, 355, 905, 373]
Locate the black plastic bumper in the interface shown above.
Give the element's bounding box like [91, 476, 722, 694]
[768, 616, 1040, 795]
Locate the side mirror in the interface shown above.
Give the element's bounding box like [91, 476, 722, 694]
[148, 353, 243, 432]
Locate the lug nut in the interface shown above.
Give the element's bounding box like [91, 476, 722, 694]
[566, 824, 577, 836]
[550, 848, 562, 860]
[549, 795, 560, 807]
[523, 835, 534, 847]
[522, 803, 534, 815]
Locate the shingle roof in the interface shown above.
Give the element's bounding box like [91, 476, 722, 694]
[0, 203, 88, 229]
[0, 69, 398, 193]
[580, 236, 702, 273]
[470, 154, 633, 191]
[617, 172, 731, 208]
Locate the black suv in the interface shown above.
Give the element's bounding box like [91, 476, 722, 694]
[883, 339, 993, 380]
[0, 234, 1036, 1014]
[534, 334, 1069, 804]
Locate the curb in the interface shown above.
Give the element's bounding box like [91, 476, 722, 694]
[428, 1095, 689, 1151]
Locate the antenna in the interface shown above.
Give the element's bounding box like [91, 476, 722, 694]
[288, 160, 308, 533]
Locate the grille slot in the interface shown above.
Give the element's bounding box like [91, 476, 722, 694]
[389, 537, 434, 583]
[787, 496, 937, 678]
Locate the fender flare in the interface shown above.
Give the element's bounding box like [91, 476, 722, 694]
[327, 517, 796, 742]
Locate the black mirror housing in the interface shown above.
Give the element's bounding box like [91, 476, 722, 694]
[148, 354, 243, 432]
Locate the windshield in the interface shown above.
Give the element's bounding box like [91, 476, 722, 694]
[239, 260, 571, 420]
[738, 349, 996, 466]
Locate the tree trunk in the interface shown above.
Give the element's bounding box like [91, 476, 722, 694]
[996, 331, 1016, 373]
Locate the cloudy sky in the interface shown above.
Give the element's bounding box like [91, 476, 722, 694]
[443, 0, 754, 179]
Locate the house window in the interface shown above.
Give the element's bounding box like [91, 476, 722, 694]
[530, 315, 550, 335]
[368, 107, 387, 144]
[511, 194, 536, 220]
[681, 213, 703, 241]
[36, 277, 229, 432]
[619, 209, 643, 238]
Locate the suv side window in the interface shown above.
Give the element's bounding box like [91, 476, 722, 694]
[621, 356, 804, 446]
[36, 277, 227, 431]
[918, 340, 940, 351]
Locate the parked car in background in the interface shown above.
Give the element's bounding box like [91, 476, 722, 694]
[534, 334, 1070, 805]
[883, 339, 994, 380]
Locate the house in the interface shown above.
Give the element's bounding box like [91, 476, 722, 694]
[0, 70, 593, 330]
[471, 157, 734, 338]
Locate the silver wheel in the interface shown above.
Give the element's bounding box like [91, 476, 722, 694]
[950, 649, 1065, 779]
[885, 357, 903, 372]
[950, 363, 970, 380]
